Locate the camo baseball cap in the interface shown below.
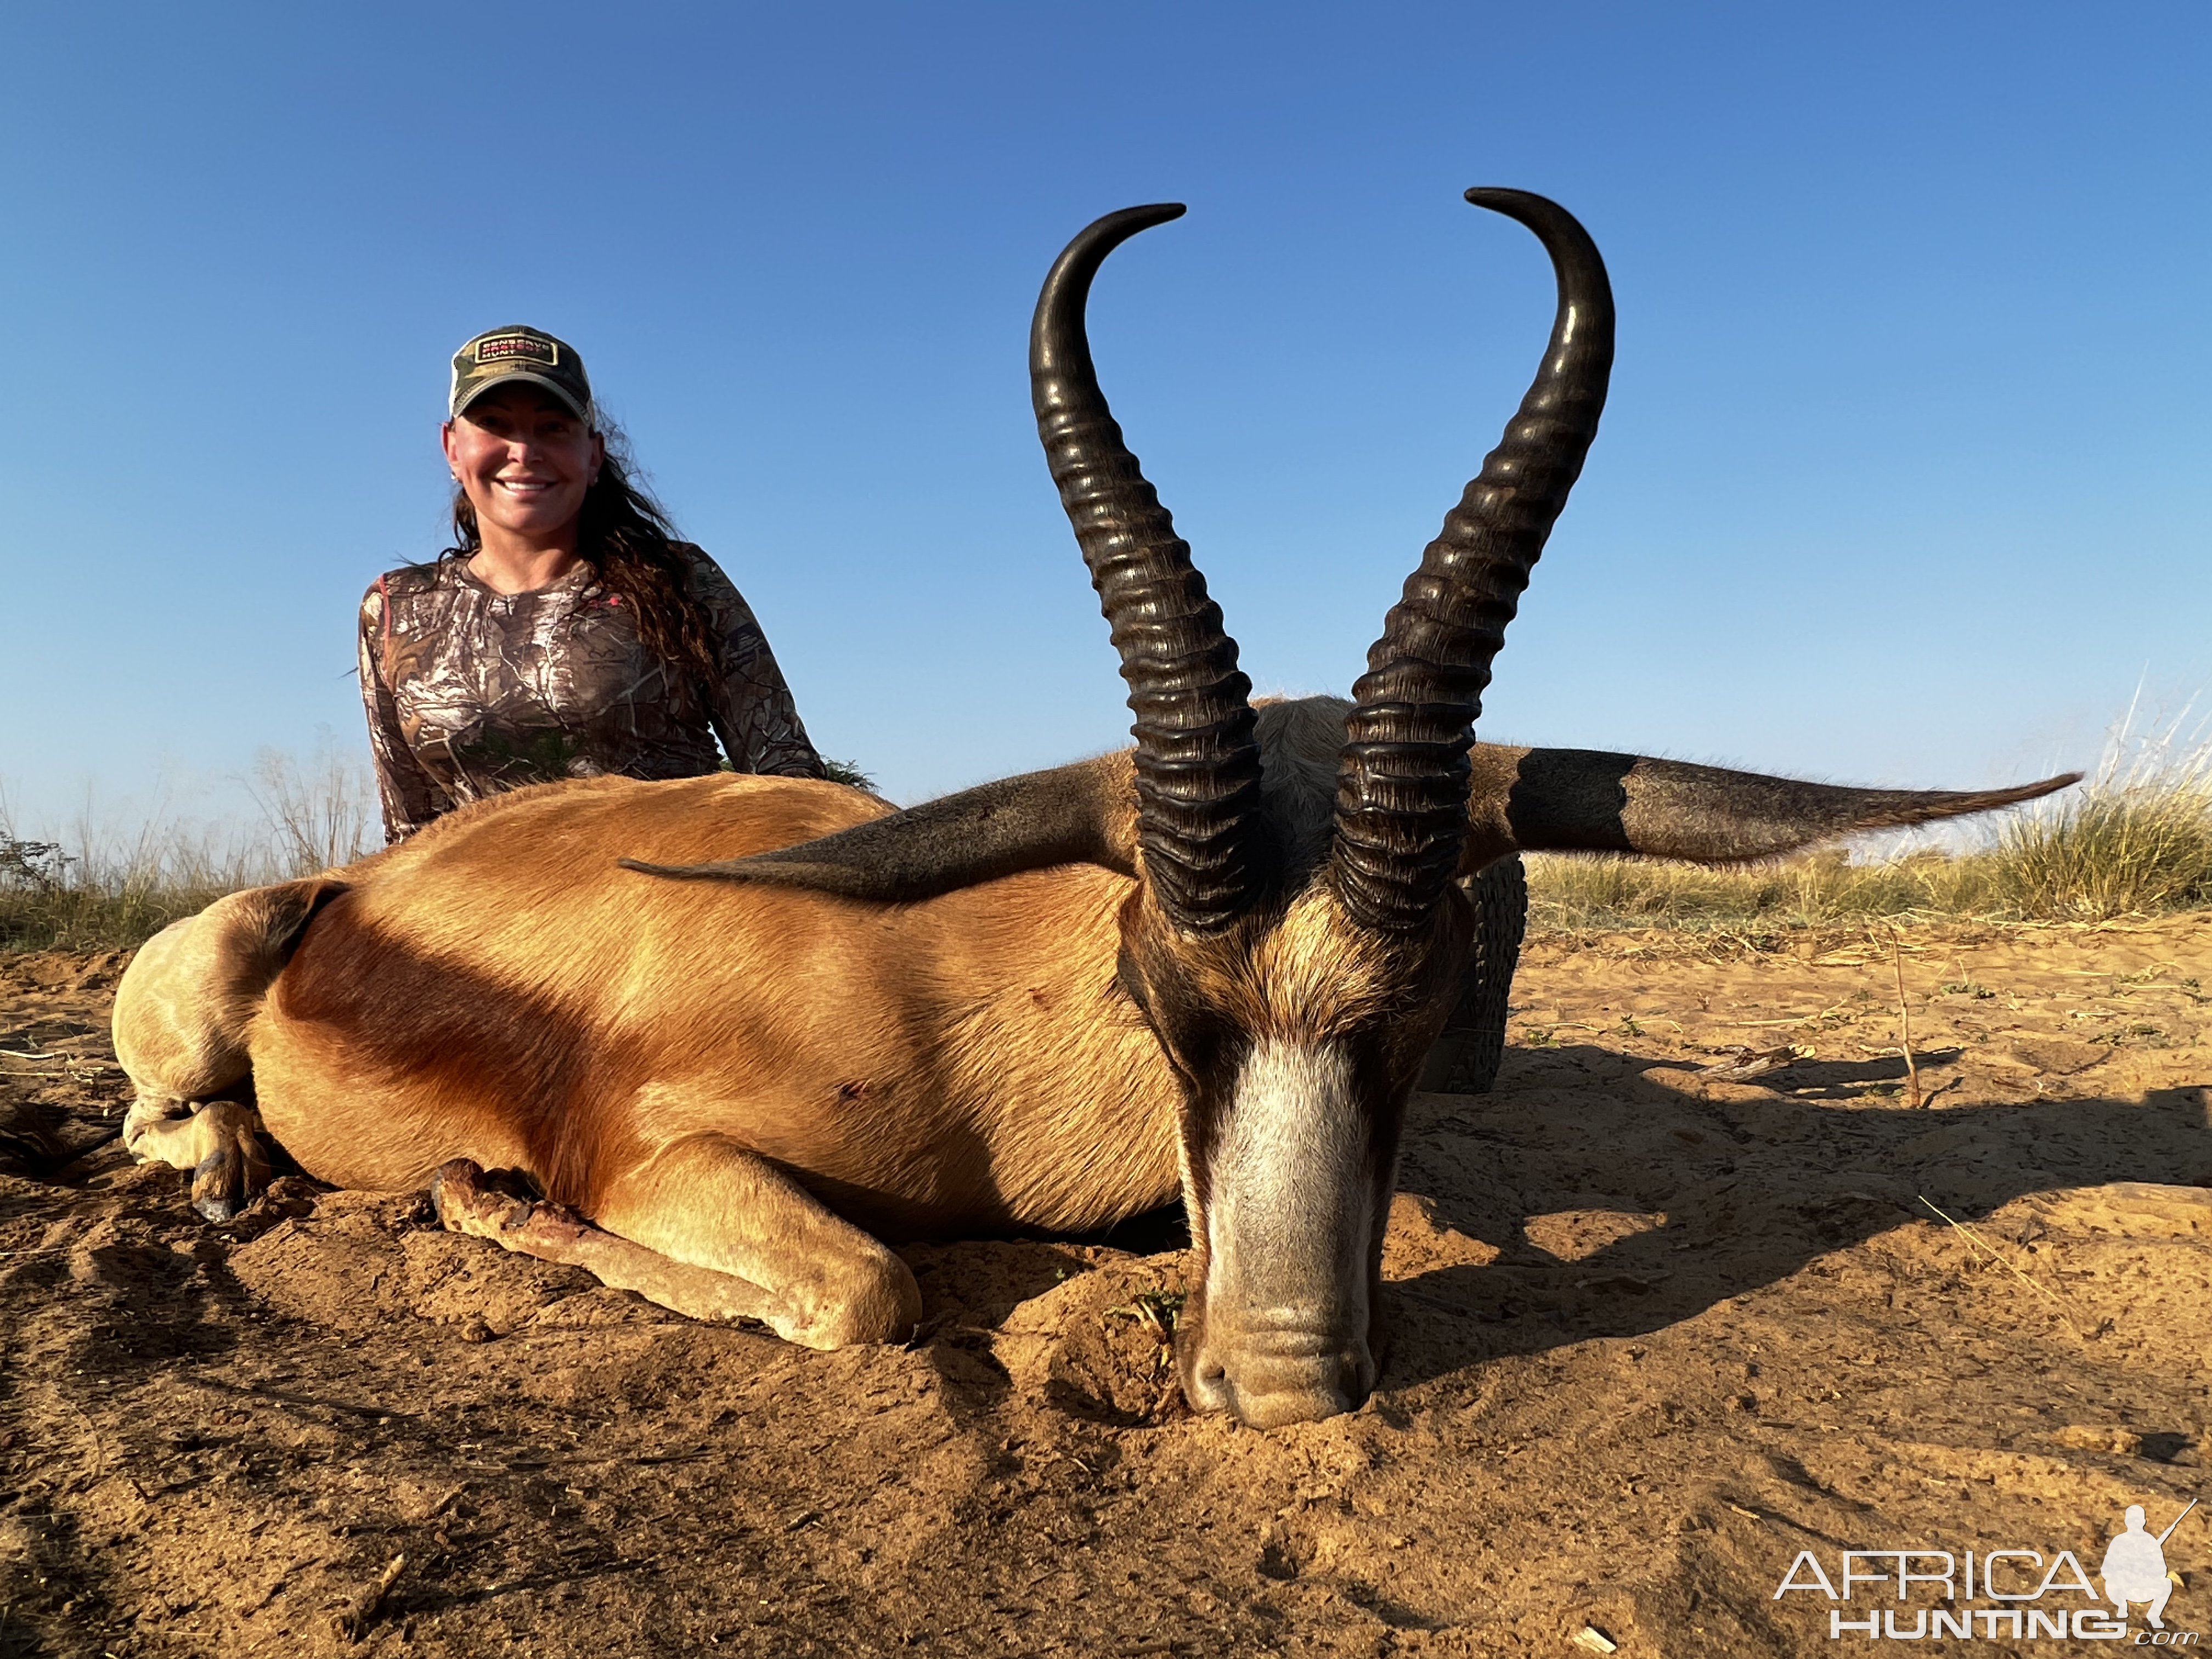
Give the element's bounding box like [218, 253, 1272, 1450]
[449, 325, 593, 423]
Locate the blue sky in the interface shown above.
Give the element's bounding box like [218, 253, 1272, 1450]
[2, 2, 2205, 838]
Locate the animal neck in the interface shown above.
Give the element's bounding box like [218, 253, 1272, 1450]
[932, 870, 1184, 1233]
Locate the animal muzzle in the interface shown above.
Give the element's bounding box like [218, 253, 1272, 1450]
[1184, 1313, 1376, 1428]
[1183, 1039, 1381, 1427]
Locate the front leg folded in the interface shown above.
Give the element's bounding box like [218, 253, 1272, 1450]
[432, 1135, 920, 1350]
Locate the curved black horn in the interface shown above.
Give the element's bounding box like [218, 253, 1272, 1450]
[1032, 205, 1265, 933]
[1329, 188, 1615, 933]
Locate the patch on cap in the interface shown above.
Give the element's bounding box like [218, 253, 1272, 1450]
[474, 334, 560, 367]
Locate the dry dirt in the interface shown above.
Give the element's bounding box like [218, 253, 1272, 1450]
[2, 919, 2209, 1658]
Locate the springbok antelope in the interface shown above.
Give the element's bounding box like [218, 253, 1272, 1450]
[113, 190, 2074, 1427]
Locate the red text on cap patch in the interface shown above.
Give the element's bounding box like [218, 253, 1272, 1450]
[475, 335, 557, 366]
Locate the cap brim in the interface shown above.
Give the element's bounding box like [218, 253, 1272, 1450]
[453, 371, 591, 424]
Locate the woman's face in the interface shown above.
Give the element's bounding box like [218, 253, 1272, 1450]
[442, 385, 605, 547]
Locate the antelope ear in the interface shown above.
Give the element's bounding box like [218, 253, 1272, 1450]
[621, 755, 1140, 900]
[1465, 744, 2080, 867]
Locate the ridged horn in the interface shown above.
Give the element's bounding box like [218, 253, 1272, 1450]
[1330, 188, 1615, 933]
[1032, 205, 1265, 933]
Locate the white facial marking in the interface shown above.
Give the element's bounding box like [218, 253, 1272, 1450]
[1206, 1039, 1372, 1340]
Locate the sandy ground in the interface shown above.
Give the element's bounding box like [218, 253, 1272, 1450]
[2, 918, 2208, 1658]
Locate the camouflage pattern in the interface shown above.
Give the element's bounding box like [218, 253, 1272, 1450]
[359, 545, 823, 843]
[449, 324, 592, 421]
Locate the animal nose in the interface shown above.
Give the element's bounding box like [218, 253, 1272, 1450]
[1198, 1341, 1374, 1428]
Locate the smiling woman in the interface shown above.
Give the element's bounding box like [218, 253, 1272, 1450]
[357, 324, 826, 843]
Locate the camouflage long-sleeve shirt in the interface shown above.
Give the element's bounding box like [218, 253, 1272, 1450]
[358, 544, 823, 843]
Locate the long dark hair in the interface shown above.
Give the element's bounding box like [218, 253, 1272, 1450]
[445, 420, 721, 694]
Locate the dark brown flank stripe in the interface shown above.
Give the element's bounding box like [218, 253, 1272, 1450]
[269, 891, 642, 1212]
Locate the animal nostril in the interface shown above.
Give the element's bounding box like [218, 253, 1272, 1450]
[1199, 1362, 1227, 1384]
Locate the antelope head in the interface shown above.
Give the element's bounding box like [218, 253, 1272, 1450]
[1017, 193, 1604, 1426]
[634, 193, 2076, 1427]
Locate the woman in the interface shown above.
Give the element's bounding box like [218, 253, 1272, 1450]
[359, 324, 826, 843]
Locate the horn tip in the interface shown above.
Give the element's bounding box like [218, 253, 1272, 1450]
[1092, 202, 1186, 232]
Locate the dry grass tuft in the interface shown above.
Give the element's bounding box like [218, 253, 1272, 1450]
[240, 744, 379, 878]
[1, 746, 375, 954]
[1982, 774, 2212, 919]
[0, 845, 254, 956]
[1, 800, 268, 954]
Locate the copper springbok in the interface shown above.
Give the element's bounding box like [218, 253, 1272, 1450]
[113, 191, 2074, 1427]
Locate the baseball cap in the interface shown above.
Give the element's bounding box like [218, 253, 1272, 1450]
[449, 325, 593, 423]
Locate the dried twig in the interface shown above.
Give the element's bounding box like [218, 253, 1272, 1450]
[1917, 1195, 2084, 1339]
[1891, 930, 1924, 1108]
[336, 1553, 405, 1643]
[1696, 1044, 1803, 1082]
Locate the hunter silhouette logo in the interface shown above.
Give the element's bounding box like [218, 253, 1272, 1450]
[2106, 1502, 2196, 1632]
[1772, 1498, 2200, 1642]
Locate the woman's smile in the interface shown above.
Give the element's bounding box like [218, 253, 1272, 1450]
[442, 383, 605, 565]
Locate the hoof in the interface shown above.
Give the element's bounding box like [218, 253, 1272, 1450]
[428, 1157, 489, 1225]
[191, 1150, 245, 1222]
[432, 1160, 555, 1234]
[189, 1103, 272, 1223]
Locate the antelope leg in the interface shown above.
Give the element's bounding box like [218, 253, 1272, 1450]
[431, 1159, 785, 1327]
[590, 1133, 922, 1349]
[122, 1099, 271, 1223]
[433, 1139, 920, 1351]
